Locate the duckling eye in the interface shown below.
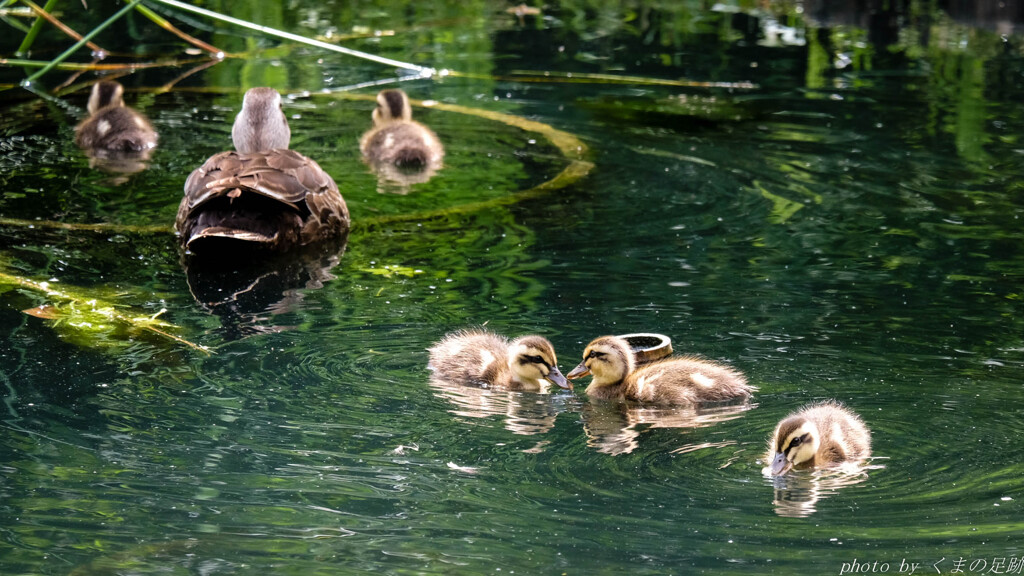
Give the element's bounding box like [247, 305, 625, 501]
[586, 351, 605, 360]
[789, 437, 802, 448]
[527, 355, 544, 364]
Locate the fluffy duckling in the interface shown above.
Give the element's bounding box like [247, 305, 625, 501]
[766, 401, 871, 476]
[74, 80, 158, 153]
[428, 329, 571, 392]
[360, 89, 444, 172]
[176, 87, 350, 254]
[566, 335, 752, 404]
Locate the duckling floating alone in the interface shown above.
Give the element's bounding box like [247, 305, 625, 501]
[566, 335, 752, 404]
[428, 329, 571, 392]
[766, 401, 871, 476]
[75, 80, 158, 153]
[176, 87, 350, 253]
[360, 89, 443, 183]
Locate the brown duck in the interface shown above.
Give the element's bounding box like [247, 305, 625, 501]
[766, 401, 872, 476]
[566, 335, 753, 404]
[428, 329, 570, 392]
[360, 89, 444, 174]
[75, 80, 158, 153]
[176, 87, 350, 253]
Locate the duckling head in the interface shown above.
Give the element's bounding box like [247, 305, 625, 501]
[508, 336, 571, 391]
[372, 89, 413, 126]
[232, 87, 291, 154]
[87, 80, 125, 114]
[768, 416, 822, 476]
[566, 336, 635, 387]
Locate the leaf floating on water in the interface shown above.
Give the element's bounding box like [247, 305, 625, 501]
[22, 304, 61, 320]
[2, 269, 210, 355]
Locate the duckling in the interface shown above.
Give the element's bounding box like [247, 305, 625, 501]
[360, 89, 444, 175]
[74, 80, 158, 153]
[766, 401, 871, 476]
[566, 335, 752, 404]
[428, 329, 571, 392]
[176, 87, 350, 254]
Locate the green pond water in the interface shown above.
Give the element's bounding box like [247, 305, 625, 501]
[2, 2, 1024, 574]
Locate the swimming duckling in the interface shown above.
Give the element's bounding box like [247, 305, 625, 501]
[766, 401, 871, 476]
[176, 87, 350, 254]
[360, 89, 444, 178]
[74, 80, 158, 154]
[566, 335, 752, 404]
[428, 329, 571, 392]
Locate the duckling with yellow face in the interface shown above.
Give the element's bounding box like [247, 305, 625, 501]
[75, 80, 158, 153]
[360, 89, 443, 181]
[766, 401, 871, 476]
[176, 87, 350, 253]
[428, 330, 571, 392]
[566, 335, 752, 404]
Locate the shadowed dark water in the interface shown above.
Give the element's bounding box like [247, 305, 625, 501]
[2, 2, 1024, 574]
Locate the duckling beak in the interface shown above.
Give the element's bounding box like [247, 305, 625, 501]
[546, 366, 572, 390]
[769, 452, 792, 476]
[566, 361, 590, 380]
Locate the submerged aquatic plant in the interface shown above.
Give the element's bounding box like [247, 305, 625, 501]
[0, 269, 210, 355]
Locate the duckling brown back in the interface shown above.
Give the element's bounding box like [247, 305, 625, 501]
[626, 355, 752, 404]
[75, 81, 157, 153]
[428, 330, 511, 386]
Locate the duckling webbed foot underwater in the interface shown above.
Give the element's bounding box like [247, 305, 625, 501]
[766, 401, 871, 476]
[360, 89, 444, 185]
[428, 329, 571, 392]
[176, 87, 350, 254]
[566, 335, 752, 404]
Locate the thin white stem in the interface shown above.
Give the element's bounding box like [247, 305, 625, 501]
[148, 0, 436, 77]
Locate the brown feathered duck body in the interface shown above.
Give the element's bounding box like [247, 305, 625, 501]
[428, 330, 570, 392]
[360, 89, 444, 171]
[766, 401, 872, 476]
[75, 80, 158, 153]
[566, 335, 752, 405]
[175, 87, 349, 254]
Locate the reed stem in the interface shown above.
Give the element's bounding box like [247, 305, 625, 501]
[15, 0, 55, 55]
[22, 0, 142, 87]
[147, 0, 435, 77]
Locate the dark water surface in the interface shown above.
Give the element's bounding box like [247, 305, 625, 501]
[2, 2, 1024, 574]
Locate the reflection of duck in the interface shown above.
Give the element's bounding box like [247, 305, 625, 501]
[184, 239, 346, 340]
[582, 401, 754, 455]
[566, 335, 752, 404]
[360, 89, 443, 184]
[176, 87, 350, 254]
[766, 401, 871, 476]
[428, 330, 570, 392]
[767, 468, 870, 518]
[429, 378, 561, 436]
[75, 80, 158, 153]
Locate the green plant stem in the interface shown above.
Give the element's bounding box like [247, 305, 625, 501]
[133, 2, 225, 56]
[15, 0, 56, 56]
[147, 0, 435, 77]
[22, 0, 142, 87]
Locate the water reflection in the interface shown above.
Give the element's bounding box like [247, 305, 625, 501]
[184, 238, 347, 339]
[428, 378, 564, 436]
[582, 401, 755, 455]
[765, 466, 874, 518]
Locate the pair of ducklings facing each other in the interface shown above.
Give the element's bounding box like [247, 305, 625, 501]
[428, 330, 872, 476]
[75, 82, 443, 252]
